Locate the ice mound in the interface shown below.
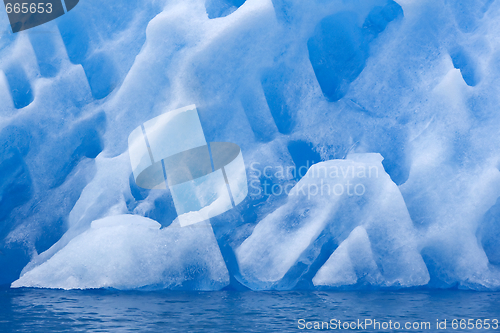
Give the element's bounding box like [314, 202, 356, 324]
[12, 215, 229, 290]
[236, 154, 429, 290]
[312, 226, 384, 287]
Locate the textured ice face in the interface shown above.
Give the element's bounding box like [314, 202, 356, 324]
[1, 0, 500, 290]
[236, 154, 429, 290]
[313, 226, 384, 287]
[12, 215, 230, 290]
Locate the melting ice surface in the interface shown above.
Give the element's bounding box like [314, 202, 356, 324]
[11, 216, 229, 290]
[1, 0, 500, 291]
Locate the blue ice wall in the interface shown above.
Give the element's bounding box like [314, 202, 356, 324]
[1, 0, 500, 291]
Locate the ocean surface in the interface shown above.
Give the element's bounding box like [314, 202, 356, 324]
[1, 289, 500, 332]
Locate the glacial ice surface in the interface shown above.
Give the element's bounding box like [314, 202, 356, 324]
[236, 154, 429, 290]
[2, 0, 500, 290]
[12, 215, 229, 290]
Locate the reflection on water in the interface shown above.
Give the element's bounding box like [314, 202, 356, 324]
[1, 289, 500, 332]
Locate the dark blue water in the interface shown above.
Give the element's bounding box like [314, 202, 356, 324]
[1, 289, 500, 332]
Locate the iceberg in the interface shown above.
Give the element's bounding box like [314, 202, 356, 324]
[1, 0, 499, 291]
